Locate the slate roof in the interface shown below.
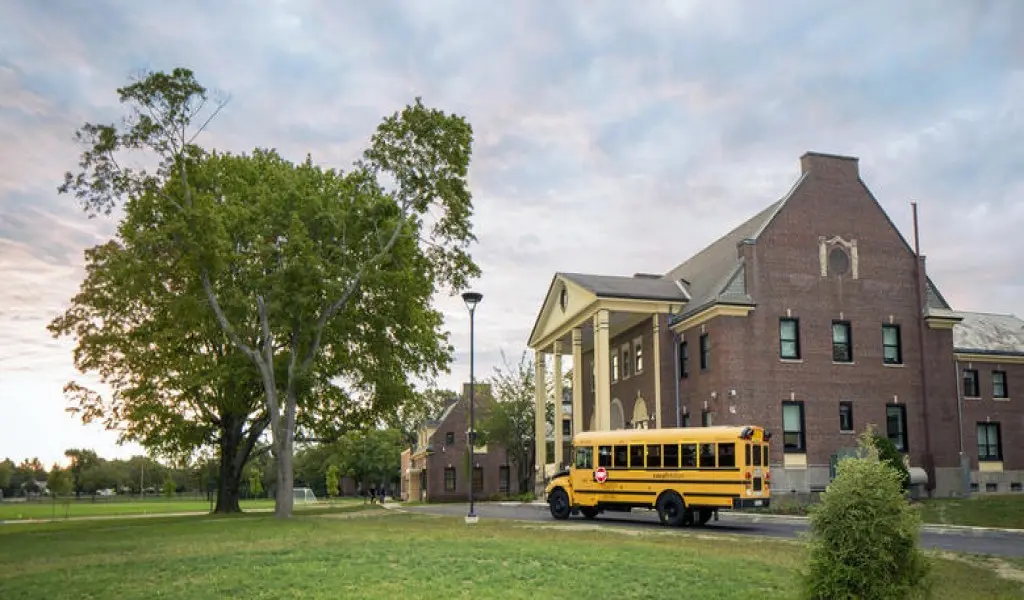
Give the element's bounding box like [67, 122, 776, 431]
[953, 312, 1024, 356]
[551, 154, 955, 325]
[558, 272, 690, 302]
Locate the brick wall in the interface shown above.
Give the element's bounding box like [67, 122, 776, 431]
[958, 360, 1023, 471]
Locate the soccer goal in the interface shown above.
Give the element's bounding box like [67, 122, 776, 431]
[292, 487, 321, 504]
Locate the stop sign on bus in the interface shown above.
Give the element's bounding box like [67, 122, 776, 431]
[594, 467, 608, 483]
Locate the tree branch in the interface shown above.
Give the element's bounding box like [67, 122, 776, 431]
[199, 272, 257, 361]
[188, 96, 230, 145]
[234, 411, 269, 472]
[301, 199, 412, 371]
[255, 295, 283, 449]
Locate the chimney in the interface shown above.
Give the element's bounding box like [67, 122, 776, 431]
[800, 151, 859, 179]
[461, 382, 491, 402]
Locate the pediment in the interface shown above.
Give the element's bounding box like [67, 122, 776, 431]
[527, 275, 598, 349]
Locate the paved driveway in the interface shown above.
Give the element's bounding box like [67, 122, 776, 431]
[404, 501, 1024, 558]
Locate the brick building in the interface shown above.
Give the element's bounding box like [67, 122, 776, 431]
[401, 382, 525, 502]
[526, 151, 1022, 498]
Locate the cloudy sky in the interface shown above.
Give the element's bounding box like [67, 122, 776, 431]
[2, 0, 1022, 467]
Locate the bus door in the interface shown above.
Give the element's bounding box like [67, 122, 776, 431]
[747, 441, 765, 496]
[570, 445, 597, 499]
[741, 428, 768, 498]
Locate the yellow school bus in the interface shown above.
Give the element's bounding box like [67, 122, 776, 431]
[545, 425, 771, 526]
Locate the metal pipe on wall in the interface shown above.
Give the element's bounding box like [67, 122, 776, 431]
[673, 331, 682, 427]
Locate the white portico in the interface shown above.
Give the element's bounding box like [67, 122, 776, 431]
[526, 272, 689, 495]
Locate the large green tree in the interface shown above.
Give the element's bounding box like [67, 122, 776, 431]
[49, 235, 275, 512]
[58, 67, 480, 518]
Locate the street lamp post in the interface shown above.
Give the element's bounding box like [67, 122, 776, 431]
[462, 290, 482, 524]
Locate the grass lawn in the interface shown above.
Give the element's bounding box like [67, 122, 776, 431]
[0, 497, 362, 521]
[917, 495, 1024, 529]
[1, 506, 1022, 599]
[760, 494, 1024, 529]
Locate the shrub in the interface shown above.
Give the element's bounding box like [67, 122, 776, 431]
[801, 427, 931, 600]
[873, 433, 910, 492]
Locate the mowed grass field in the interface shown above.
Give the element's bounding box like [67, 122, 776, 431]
[0, 497, 363, 521]
[1, 505, 1022, 599]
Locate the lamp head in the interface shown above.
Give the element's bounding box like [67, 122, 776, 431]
[462, 291, 483, 311]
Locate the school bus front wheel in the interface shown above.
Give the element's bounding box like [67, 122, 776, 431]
[548, 487, 571, 520]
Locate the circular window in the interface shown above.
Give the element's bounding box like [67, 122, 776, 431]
[828, 247, 850, 275]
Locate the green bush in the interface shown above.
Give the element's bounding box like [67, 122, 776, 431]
[801, 427, 931, 600]
[872, 434, 910, 492]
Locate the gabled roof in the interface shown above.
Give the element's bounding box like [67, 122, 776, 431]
[660, 159, 954, 324]
[661, 175, 805, 322]
[539, 151, 958, 332]
[559, 272, 690, 302]
[953, 312, 1024, 356]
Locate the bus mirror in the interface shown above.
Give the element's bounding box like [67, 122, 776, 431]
[764, 431, 772, 441]
[739, 427, 753, 440]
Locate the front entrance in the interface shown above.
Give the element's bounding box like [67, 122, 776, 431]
[632, 397, 649, 429]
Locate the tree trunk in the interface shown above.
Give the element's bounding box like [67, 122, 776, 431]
[517, 449, 532, 496]
[214, 414, 244, 513]
[274, 435, 295, 518]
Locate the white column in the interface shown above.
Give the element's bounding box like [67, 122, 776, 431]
[552, 341, 563, 468]
[653, 314, 662, 429]
[572, 328, 583, 435]
[534, 349, 547, 493]
[594, 309, 611, 431]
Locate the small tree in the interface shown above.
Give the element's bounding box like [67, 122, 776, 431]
[247, 466, 264, 498]
[325, 465, 340, 499]
[162, 477, 176, 498]
[802, 426, 931, 599]
[47, 465, 74, 519]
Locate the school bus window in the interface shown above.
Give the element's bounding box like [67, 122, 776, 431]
[646, 444, 662, 468]
[575, 446, 593, 469]
[613, 445, 628, 468]
[762, 445, 769, 466]
[752, 444, 762, 466]
[718, 443, 736, 468]
[629, 445, 644, 468]
[663, 444, 679, 468]
[700, 443, 716, 468]
[681, 443, 697, 467]
[598, 446, 612, 467]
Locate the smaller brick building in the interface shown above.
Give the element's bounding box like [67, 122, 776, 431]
[401, 383, 524, 502]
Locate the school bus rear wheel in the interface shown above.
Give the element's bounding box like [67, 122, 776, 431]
[656, 491, 687, 527]
[580, 506, 599, 519]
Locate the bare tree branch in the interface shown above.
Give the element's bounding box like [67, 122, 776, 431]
[188, 96, 230, 145]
